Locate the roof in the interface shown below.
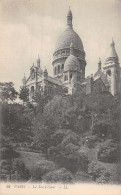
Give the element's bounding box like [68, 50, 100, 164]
[106, 39, 118, 59]
[94, 70, 109, 86]
[47, 76, 63, 86]
[67, 9, 72, 18]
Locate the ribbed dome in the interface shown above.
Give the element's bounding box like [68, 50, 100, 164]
[64, 54, 80, 71]
[55, 28, 84, 51]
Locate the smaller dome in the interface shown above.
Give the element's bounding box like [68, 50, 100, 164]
[64, 54, 80, 71]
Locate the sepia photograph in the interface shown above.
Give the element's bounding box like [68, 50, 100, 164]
[0, 0, 121, 194]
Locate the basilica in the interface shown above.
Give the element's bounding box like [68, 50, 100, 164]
[22, 8, 121, 100]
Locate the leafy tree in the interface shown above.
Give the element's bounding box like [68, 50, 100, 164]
[0, 82, 18, 102]
[43, 95, 68, 130]
[32, 112, 53, 157]
[19, 86, 29, 103]
[33, 86, 51, 113]
[1, 102, 34, 144]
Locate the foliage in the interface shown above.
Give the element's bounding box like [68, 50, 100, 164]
[88, 161, 111, 183]
[1, 102, 34, 142]
[19, 86, 29, 103]
[0, 146, 19, 160]
[43, 95, 70, 130]
[32, 160, 56, 180]
[42, 168, 73, 183]
[12, 159, 30, 181]
[32, 114, 53, 157]
[48, 130, 89, 173]
[84, 135, 99, 148]
[0, 82, 18, 102]
[77, 147, 90, 172]
[97, 139, 120, 163]
[33, 87, 51, 113]
[61, 131, 80, 146]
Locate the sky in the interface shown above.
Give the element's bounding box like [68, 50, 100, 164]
[0, 0, 121, 91]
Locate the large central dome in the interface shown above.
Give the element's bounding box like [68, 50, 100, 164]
[52, 8, 86, 80]
[55, 28, 84, 51]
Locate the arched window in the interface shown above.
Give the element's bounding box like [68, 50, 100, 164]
[61, 64, 64, 69]
[37, 85, 41, 92]
[70, 73, 73, 79]
[55, 67, 56, 75]
[31, 69, 35, 79]
[31, 86, 34, 99]
[107, 69, 111, 76]
[58, 65, 60, 74]
[64, 75, 68, 81]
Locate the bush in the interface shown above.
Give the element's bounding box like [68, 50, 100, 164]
[77, 147, 90, 173]
[47, 146, 59, 160]
[97, 140, 120, 163]
[0, 146, 19, 160]
[84, 135, 98, 148]
[32, 160, 56, 180]
[61, 132, 80, 146]
[42, 168, 73, 183]
[88, 161, 111, 183]
[0, 159, 11, 171]
[75, 171, 92, 182]
[12, 159, 30, 181]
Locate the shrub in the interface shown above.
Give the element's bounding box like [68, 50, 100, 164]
[75, 171, 92, 183]
[88, 161, 111, 183]
[47, 146, 59, 160]
[77, 147, 90, 173]
[32, 160, 56, 180]
[61, 132, 80, 146]
[0, 146, 19, 160]
[0, 159, 11, 171]
[42, 168, 73, 183]
[12, 159, 30, 181]
[84, 135, 98, 148]
[97, 139, 120, 163]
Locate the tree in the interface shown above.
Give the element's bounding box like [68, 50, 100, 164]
[0, 82, 18, 102]
[43, 95, 69, 130]
[33, 113, 53, 157]
[1, 102, 34, 144]
[33, 87, 51, 113]
[19, 86, 29, 103]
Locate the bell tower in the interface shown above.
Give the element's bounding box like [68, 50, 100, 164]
[103, 39, 120, 96]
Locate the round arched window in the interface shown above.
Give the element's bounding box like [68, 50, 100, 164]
[107, 69, 111, 76]
[70, 73, 73, 79]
